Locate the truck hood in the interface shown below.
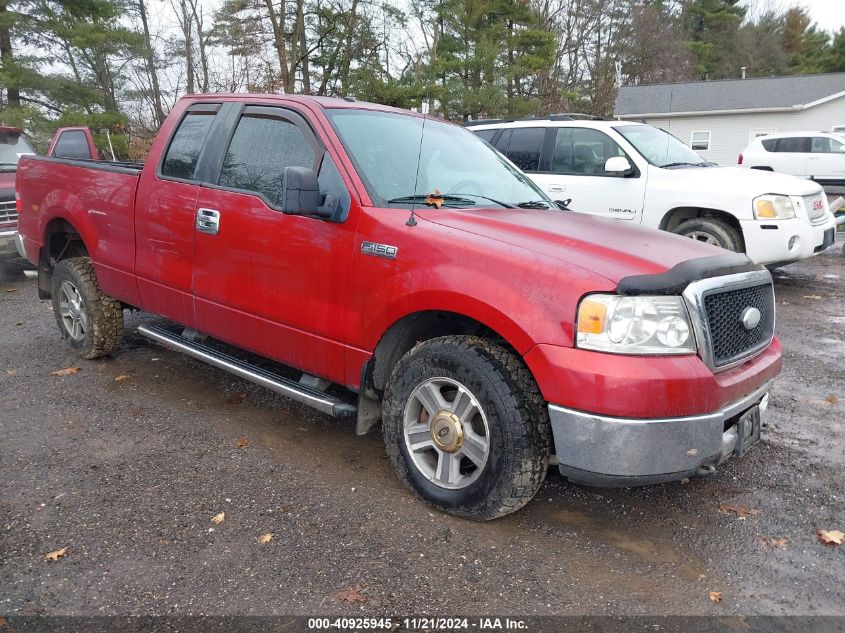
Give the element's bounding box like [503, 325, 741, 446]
[662, 165, 822, 196]
[417, 207, 727, 287]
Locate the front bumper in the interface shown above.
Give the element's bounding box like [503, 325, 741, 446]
[741, 214, 836, 265]
[0, 228, 18, 258]
[549, 381, 771, 487]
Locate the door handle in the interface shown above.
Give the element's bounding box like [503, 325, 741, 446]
[548, 185, 566, 192]
[196, 208, 220, 235]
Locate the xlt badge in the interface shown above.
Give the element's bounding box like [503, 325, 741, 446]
[361, 241, 398, 260]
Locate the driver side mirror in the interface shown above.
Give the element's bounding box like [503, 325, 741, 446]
[604, 156, 634, 176]
[283, 166, 321, 216]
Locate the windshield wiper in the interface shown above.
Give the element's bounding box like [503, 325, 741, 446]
[660, 161, 707, 168]
[515, 200, 550, 209]
[447, 193, 516, 208]
[387, 194, 477, 207]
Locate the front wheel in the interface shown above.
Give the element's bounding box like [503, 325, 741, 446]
[50, 257, 124, 359]
[674, 217, 744, 252]
[382, 336, 550, 520]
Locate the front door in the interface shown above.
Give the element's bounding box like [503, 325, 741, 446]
[530, 127, 647, 221]
[191, 105, 357, 385]
[808, 136, 845, 180]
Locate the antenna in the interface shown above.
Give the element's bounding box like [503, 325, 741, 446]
[406, 111, 427, 227]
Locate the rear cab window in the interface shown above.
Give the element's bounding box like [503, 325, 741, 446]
[160, 105, 219, 180]
[52, 130, 94, 160]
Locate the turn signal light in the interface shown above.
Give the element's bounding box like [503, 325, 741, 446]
[577, 299, 607, 334]
[15, 190, 21, 213]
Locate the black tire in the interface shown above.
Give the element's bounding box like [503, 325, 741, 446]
[382, 335, 550, 520]
[674, 217, 744, 252]
[50, 257, 124, 359]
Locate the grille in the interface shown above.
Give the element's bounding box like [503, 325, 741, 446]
[0, 200, 16, 225]
[703, 283, 775, 367]
[803, 193, 827, 223]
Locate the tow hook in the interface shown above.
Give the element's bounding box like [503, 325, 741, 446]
[695, 464, 717, 478]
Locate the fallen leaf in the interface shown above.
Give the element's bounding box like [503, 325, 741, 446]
[235, 437, 250, 448]
[4, 370, 16, 376]
[425, 189, 444, 209]
[51, 367, 81, 376]
[113, 374, 131, 382]
[211, 512, 225, 525]
[802, 295, 822, 300]
[44, 547, 68, 562]
[15, 321, 23, 326]
[817, 529, 844, 545]
[226, 392, 247, 404]
[756, 536, 788, 549]
[257, 533, 273, 544]
[824, 394, 838, 406]
[0, 615, 7, 627]
[719, 503, 761, 518]
[686, 448, 699, 456]
[336, 585, 368, 603]
[5, 288, 16, 293]
[709, 591, 722, 603]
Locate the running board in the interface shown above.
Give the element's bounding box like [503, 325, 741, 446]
[137, 324, 357, 418]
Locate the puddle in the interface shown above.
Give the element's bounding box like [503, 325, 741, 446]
[552, 509, 708, 581]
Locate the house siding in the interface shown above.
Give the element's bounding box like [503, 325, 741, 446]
[624, 97, 845, 166]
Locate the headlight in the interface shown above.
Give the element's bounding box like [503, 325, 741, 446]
[753, 194, 795, 220]
[576, 295, 696, 355]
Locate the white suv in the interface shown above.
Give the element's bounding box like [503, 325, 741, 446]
[469, 118, 836, 267]
[740, 132, 845, 187]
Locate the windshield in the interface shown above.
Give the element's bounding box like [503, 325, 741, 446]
[0, 131, 36, 171]
[615, 124, 708, 168]
[325, 109, 553, 208]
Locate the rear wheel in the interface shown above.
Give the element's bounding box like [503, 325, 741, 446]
[50, 257, 124, 359]
[382, 336, 550, 520]
[674, 217, 744, 252]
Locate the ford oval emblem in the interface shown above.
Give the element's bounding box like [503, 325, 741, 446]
[741, 307, 762, 330]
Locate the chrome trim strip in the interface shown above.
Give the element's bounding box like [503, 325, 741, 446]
[682, 269, 775, 373]
[138, 324, 355, 417]
[14, 232, 25, 258]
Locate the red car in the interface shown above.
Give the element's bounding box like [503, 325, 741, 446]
[16, 95, 782, 519]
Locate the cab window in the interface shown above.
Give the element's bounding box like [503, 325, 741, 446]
[552, 128, 626, 175]
[810, 136, 845, 153]
[217, 109, 317, 208]
[161, 110, 217, 180]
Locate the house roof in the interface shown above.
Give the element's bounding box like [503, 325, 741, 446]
[615, 72, 845, 118]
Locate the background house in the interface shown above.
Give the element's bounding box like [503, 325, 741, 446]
[614, 73, 845, 166]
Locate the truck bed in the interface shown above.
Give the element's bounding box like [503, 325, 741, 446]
[16, 155, 142, 306]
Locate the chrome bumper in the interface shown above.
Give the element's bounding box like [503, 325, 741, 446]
[549, 382, 771, 487]
[0, 229, 17, 257]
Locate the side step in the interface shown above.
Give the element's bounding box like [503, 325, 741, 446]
[137, 324, 357, 418]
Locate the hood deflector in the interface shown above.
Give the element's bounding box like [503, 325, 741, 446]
[616, 253, 761, 296]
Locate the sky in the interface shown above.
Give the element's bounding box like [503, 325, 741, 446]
[746, 0, 845, 32]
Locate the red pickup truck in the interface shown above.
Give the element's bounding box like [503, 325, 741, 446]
[16, 95, 782, 519]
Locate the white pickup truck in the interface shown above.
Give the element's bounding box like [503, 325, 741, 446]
[469, 118, 836, 266]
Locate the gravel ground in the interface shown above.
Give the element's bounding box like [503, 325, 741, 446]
[0, 243, 843, 621]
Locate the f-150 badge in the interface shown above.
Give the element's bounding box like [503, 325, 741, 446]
[361, 241, 398, 260]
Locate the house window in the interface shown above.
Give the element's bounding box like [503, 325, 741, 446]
[690, 131, 710, 151]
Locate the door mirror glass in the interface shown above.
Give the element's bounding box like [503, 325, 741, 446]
[283, 166, 321, 216]
[605, 156, 633, 175]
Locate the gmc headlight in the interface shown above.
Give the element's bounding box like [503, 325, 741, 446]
[576, 295, 696, 355]
[753, 194, 795, 220]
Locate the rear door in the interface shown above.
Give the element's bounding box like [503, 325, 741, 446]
[191, 104, 357, 384]
[772, 137, 809, 176]
[135, 102, 221, 326]
[530, 127, 646, 221]
[807, 135, 845, 180]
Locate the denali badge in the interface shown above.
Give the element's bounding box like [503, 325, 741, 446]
[361, 241, 398, 260]
[741, 307, 762, 331]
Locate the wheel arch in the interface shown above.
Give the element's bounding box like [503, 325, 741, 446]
[367, 310, 524, 396]
[36, 216, 91, 298]
[659, 206, 745, 245]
